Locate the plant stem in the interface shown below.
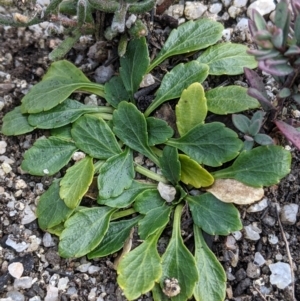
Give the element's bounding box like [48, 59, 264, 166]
[90, 113, 113, 120]
[111, 208, 136, 220]
[173, 203, 184, 236]
[94, 160, 105, 173]
[134, 163, 168, 183]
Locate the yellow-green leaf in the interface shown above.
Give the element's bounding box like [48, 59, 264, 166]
[60, 156, 94, 209]
[176, 83, 207, 136]
[179, 154, 214, 188]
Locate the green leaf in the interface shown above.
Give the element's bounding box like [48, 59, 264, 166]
[197, 43, 257, 75]
[167, 122, 243, 167]
[21, 137, 77, 176]
[120, 37, 150, 99]
[59, 156, 94, 209]
[104, 76, 130, 108]
[152, 283, 170, 301]
[254, 133, 274, 145]
[160, 204, 198, 301]
[59, 206, 115, 258]
[193, 226, 226, 301]
[51, 125, 73, 140]
[87, 216, 142, 259]
[187, 193, 242, 235]
[147, 117, 174, 146]
[98, 148, 135, 199]
[176, 83, 207, 136]
[133, 189, 166, 214]
[113, 102, 159, 165]
[139, 205, 172, 240]
[232, 114, 251, 134]
[71, 114, 121, 159]
[47, 223, 65, 236]
[21, 60, 105, 113]
[117, 229, 163, 300]
[98, 180, 156, 208]
[145, 61, 209, 117]
[159, 146, 181, 185]
[1, 106, 35, 136]
[28, 99, 111, 129]
[213, 145, 292, 187]
[36, 180, 74, 230]
[206, 86, 260, 114]
[179, 154, 214, 188]
[148, 19, 223, 71]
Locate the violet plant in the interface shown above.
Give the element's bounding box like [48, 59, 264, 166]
[245, 0, 300, 149]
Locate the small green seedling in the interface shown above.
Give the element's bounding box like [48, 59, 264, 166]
[1, 18, 291, 301]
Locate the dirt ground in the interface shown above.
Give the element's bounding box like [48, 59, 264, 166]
[0, 5, 300, 301]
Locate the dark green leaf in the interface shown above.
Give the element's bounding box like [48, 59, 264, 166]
[21, 137, 77, 176]
[87, 216, 142, 259]
[51, 125, 73, 140]
[104, 76, 130, 108]
[1, 106, 35, 136]
[98, 148, 135, 199]
[213, 146, 291, 187]
[133, 189, 166, 214]
[36, 180, 74, 230]
[193, 226, 226, 301]
[59, 206, 115, 258]
[71, 114, 121, 159]
[120, 37, 150, 99]
[167, 122, 243, 167]
[187, 193, 242, 235]
[232, 114, 251, 134]
[159, 146, 181, 185]
[145, 61, 209, 117]
[147, 117, 174, 146]
[148, 19, 223, 71]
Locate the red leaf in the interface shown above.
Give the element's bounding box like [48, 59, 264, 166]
[275, 120, 300, 150]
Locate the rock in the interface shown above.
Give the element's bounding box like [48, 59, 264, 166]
[262, 215, 276, 226]
[57, 277, 69, 291]
[235, 268, 247, 281]
[244, 224, 261, 240]
[6, 291, 25, 301]
[232, 230, 242, 240]
[6, 235, 29, 252]
[247, 0, 276, 17]
[88, 265, 101, 274]
[14, 276, 33, 289]
[43, 232, 55, 247]
[8, 262, 24, 279]
[269, 262, 292, 289]
[0, 141, 7, 154]
[29, 297, 42, 301]
[84, 95, 98, 106]
[166, 5, 184, 19]
[72, 152, 86, 162]
[209, 3, 223, 14]
[45, 285, 59, 301]
[15, 179, 27, 190]
[94, 65, 114, 84]
[88, 287, 97, 301]
[184, 2, 208, 20]
[228, 6, 241, 18]
[254, 252, 265, 266]
[157, 182, 176, 203]
[21, 204, 36, 225]
[222, 28, 232, 41]
[225, 235, 237, 250]
[222, 0, 232, 7]
[140, 74, 155, 88]
[280, 204, 299, 225]
[76, 263, 91, 273]
[1, 162, 12, 173]
[246, 262, 260, 278]
[268, 234, 278, 245]
[247, 198, 268, 213]
[233, 0, 248, 7]
[234, 278, 251, 296]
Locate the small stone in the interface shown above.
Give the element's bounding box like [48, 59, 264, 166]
[45, 285, 59, 301]
[14, 276, 33, 289]
[0, 141, 7, 154]
[1, 162, 12, 173]
[235, 268, 247, 281]
[209, 3, 223, 14]
[21, 204, 36, 225]
[254, 252, 265, 267]
[84, 94, 98, 106]
[140, 74, 155, 88]
[88, 287, 97, 301]
[233, 0, 248, 7]
[6, 291, 25, 301]
[228, 6, 241, 18]
[262, 215, 276, 226]
[184, 2, 208, 20]
[244, 224, 261, 241]
[269, 262, 292, 289]
[247, 198, 268, 213]
[268, 234, 278, 245]
[225, 235, 237, 250]
[275, 253, 283, 261]
[43, 233, 55, 247]
[29, 297, 42, 301]
[280, 204, 299, 225]
[94, 65, 114, 84]
[76, 263, 91, 273]
[15, 179, 27, 189]
[6, 235, 29, 252]
[157, 182, 176, 203]
[232, 230, 242, 240]
[88, 265, 101, 274]
[72, 152, 86, 161]
[247, 0, 276, 17]
[222, 28, 232, 41]
[246, 262, 260, 279]
[292, 109, 300, 118]
[166, 5, 184, 19]
[221, 0, 232, 7]
[8, 262, 24, 279]
[57, 277, 69, 291]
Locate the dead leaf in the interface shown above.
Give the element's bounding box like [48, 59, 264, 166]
[206, 179, 264, 205]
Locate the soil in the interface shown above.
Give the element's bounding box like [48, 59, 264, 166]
[0, 3, 300, 301]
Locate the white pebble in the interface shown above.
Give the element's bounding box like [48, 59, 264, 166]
[244, 224, 261, 240]
[140, 74, 155, 88]
[247, 0, 276, 17]
[14, 276, 33, 289]
[88, 265, 101, 274]
[6, 235, 29, 252]
[247, 198, 268, 213]
[222, 28, 232, 41]
[29, 297, 42, 301]
[1, 162, 12, 174]
[209, 3, 223, 14]
[280, 204, 299, 225]
[57, 277, 69, 291]
[166, 5, 184, 19]
[184, 2, 208, 20]
[8, 262, 24, 279]
[45, 285, 59, 301]
[222, 0, 232, 7]
[233, 0, 248, 7]
[157, 182, 176, 203]
[228, 6, 241, 18]
[21, 204, 37, 225]
[15, 179, 27, 189]
[254, 252, 265, 266]
[0, 141, 7, 154]
[76, 263, 92, 273]
[88, 287, 97, 301]
[268, 234, 278, 245]
[43, 233, 55, 247]
[232, 230, 242, 240]
[72, 152, 86, 161]
[269, 262, 292, 289]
